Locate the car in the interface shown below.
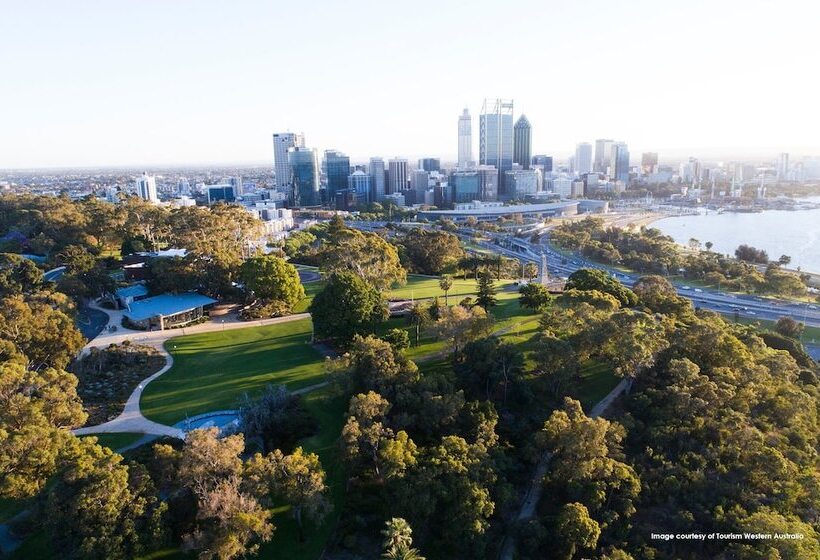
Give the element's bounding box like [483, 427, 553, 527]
[748, 311, 756, 315]
[681, 286, 691, 290]
[810, 305, 818, 310]
[694, 288, 703, 293]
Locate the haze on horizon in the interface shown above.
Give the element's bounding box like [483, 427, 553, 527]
[1, 0, 818, 169]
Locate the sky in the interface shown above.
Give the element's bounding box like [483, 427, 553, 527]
[1, 0, 818, 169]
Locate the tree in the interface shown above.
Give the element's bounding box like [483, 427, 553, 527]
[319, 227, 406, 290]
[705, 241, 713, 251]
[405, 303, 430, 347]
[401, 230, 464, 275]
[556, 502, 600, 560]
[774, 316, 804, 339]
[734, 244, 769, 264]
[48, 438, 167, 560]
[778, 254, 792, 267]
[439, 274, 454, 305]
[433, 304, 492, 355]
[240, 255, 305, 310]
[594, 309, 669, 378]
[0, 253, 42, 297]
[330, 334, 419, 397]
[268, 447, 332, 540]
[518, 283, 551, 310]
[309, 272, 388, 343]
[0, 361, 87, 499]
[382, 518, 426, 560]
[238, 384, 317, 453]
[532, 333, 580, 399]
[476, 270, 497, 310]
[523, 262, 539, 281]
[565, 268, 638, 307]
[0, 295, 86, 371]
[632, 275, 693, 316]
[457, 337, 524, 404]
[383, 328, 410, 352]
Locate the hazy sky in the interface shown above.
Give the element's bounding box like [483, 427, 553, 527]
[1, 0, 818, 168]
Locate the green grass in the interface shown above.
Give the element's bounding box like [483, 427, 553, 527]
[572, 361, 620, 411]
[140, 319, 324, 425]
[83, 433, 145, 451]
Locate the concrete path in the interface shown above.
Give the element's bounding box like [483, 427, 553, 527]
[74, 311, 312, 439]
[497, 377, 630, 560]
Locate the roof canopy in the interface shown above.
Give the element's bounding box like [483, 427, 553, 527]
[123, 293, 217, 322]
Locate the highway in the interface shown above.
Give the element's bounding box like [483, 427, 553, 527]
[348, 220, 820, 355]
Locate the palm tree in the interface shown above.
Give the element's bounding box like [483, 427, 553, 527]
[382, 518, 424, 560]
[439, 274, 453, 305]
[406, 303, 430, 347]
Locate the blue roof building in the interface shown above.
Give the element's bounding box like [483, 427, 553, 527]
[114, 284, 149, 309]
[123, 292, 217, 330]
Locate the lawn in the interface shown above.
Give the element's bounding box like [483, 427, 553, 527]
[84, 432, 145, 451]
[140, 318, 325, 425]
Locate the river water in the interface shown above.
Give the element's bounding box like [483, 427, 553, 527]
[653, 197, 820, 274]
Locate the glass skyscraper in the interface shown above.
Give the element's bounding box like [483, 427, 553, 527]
[513, 115, 532, 169]
[610, 142, 630, 184]
[369, 157, 386, 201]
[479, 99, 514, 196]
[288, 147, 320, 206]
[324, 150, 350, 199]
[450, 171, 480, 203]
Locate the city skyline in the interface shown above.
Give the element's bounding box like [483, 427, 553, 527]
[1, 0, 819, 169]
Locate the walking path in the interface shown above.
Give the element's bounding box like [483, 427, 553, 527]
[73, 304, 312, 439]
[497, 377, 631, 560]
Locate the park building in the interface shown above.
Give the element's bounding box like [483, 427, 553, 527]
[122, 292, 218, 331]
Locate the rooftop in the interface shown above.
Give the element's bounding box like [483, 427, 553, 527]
[123, 292, 217, 322]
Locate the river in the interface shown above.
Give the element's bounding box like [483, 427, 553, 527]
[652, 197, 820, 274]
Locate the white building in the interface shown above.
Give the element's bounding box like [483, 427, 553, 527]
[551, 176, 573, 198]
[272, 132, 305, 189]
[505, 169, 539, 198]
[575, 142, 593, 175]
[458, 108, 473, 169]
[777, 153, 789, 180]
[136, 172, 158, 203]
[388, 158, 408, 194]
[247, 202, 295, 239]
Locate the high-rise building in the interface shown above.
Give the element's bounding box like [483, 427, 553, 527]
[450, 170, 480, 203]
[324, 150, 350, 199]
[477, 165, 499, 201]
[532, 155, 553, 172]
[458, 108, 473, 169]
[273, 132, 305, 189]
[777, 153, 789, 180]
[136, 172, 158, 203]
[388, 158, 408, 194]
[419, 158, 441, 172]
[287, 146, 319, 206]
[480, 99, 514, 195]
[575, 142, 593, 175]
[513, 115, 532, 169]
[610, 142, 630, 185]
[594, 139, 614, 173]
[411, 169, 429, 195]
[641, 152, 659, 175]
[505, 169, 539, 199]
[347, 170, 371, 204]
[368, 158, 386, 201]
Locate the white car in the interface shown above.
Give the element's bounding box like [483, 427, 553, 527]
[681, 286, 691, 290]
[694, 288, 703, 293]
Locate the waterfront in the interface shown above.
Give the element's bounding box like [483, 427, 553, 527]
[653, 198, 820, 274]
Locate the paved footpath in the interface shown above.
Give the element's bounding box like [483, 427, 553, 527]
[74, 304, 312, 439]
[497, 377, 631, 560]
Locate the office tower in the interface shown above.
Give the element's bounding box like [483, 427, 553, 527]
[479, 99, 514, 195]
[136, 172, 158, 203]
[641, 152, 659, 175]
[477, 165, 499, 201]
[272, 132, 305, 189]
[227, 176, 243, 196]
[594, 139, 614, 173]
[419, 158, 441, 172]
[368, 157, 386, 201]
[777, 152, 789, 180]
[532, 155, 553, 172]
[505, 169, 539, 199]
[574, 143, 593, 175]
[388, 158, 408, 194]
[513, 115, 532, 169]
[324, 150, 350, 199]
[347, 170, 371, 204]
[287, 146, 320, 206]
[411, 169, 430, 196]
[450, 170, 480, 203]
[177, 178, 190, 195]
[610, 142, 630, 185]
[458, 108, 473, 169]
[551, 176, 573, 198]
[206, 185, 236, 205]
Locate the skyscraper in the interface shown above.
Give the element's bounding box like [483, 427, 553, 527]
[513, 115, 532, 169]
[347, 170, 371, 203]
[532, 155, 553, 172]
[388, 158, 408, 194]
[777, 153, 789, 180]
[458, 108, 473, 169]
[287, 146, 319, 206]
[273, 132, 305, 189]
[479, 99, 514, 195]
[324, 150, 350, 199]
[477, 165, 499, 201]
[575, 142, 593, 175]
[411, 169, 429, 195]
[136, 172, 158, 203]
[418, 158, 441, 172]
[369, 157, 386, 201]
[594, 139, 614, 173]
[610, 142, 630, 185]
